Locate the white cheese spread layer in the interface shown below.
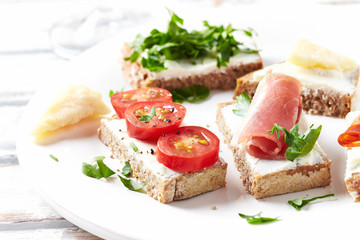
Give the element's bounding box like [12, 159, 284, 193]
[103, 118, 181, 178]
[344, 111, 360, 180]
[252, 62, 357, 94]
[221, 103, 325, 176]
[147, 31, 261, 80]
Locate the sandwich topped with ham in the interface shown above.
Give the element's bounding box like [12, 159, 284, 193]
[338, 111, 360, 202]
[217, 72, 332, 199]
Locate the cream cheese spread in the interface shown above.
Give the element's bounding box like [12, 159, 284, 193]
[147, 31, 261, 80]
[221, 103, 325, 176]
[252, 62, 357, 94]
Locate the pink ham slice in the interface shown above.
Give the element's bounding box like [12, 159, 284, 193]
[238, 73, 302, 160]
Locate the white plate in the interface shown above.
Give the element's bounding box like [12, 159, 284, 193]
[17, 3, 360, 240]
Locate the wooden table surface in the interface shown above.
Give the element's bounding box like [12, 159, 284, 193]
[0, 0, 120, 239]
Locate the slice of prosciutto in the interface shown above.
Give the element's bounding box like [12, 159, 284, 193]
[238, 73, 302, 160]
[338, 116, 360, 147]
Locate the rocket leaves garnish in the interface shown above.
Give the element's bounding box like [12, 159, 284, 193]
[269, 122, 322, 161]
[238, 212, 279, 224]
[124, 10, 258, 71]
[171, 85, 210, 103]
[233, 91, 251, 117]
[288, 194, 334, 211]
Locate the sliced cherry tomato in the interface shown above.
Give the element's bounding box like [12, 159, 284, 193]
[156, 126, 220, 172]
[111, 87, 172, 118]
[125, 101, 186, 141]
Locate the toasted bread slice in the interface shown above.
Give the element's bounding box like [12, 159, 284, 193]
[216, 102, 331, 199]
[121, 42, 263, 91]
[234, 63, 360, 118]
[98, 116, 227, 203]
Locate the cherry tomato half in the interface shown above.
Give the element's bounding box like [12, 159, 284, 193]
[111, 87, 172, 118]
[125, 101, 186, 141]
[156, 126, 220, 172]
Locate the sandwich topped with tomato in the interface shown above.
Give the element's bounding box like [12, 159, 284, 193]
[99, 87, 227, 203]
[217, 73, 332, 199]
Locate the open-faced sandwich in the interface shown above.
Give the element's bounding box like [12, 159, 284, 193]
[217, 72, 332, 199]
[98, 87, 227, 203]
[121, 11, 262, 91]
[234, 38, 360, 118]
[338, 111, 360, 201]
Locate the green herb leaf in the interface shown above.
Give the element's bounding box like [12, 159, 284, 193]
[49, 154, 59, 162]
[238, 212, 279, 225]
[82, 156, 115, 179]
[171, 85, 210, 103]
[109, 87, 124, 97]
[118, 175, 146, 192]
[124, 11, 258, 71]
[243, 27, 257, 37]
[82, 162, 102, 179]
[130, 142, 138, 152]
[95, 156, 116, 178]
[138, 106, 156, 123]
[288, 194, 334, 211]
[232, 91, 251, 117]
[121, 161, 131, 177]
[269, 122, 322, 161]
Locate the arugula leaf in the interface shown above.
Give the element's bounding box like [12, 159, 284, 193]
[232, 91, 251, 117]
[118, 175, 146, 192]
[138, 106, 156, 123]
[49, 154, 59, 162]
[94, 156, 116, 178]
[82, 162, 102, 179]
[124, 11, 258, 71]
[238, 212, 279, 224]
[82, 156, 115, 179]
[288, 194, 334, 211]
[171, 85, 210, 103]
[124, 34, 144, 62]
[121, 161, 131, 177]
[130, 142, 138, 152]
[269, 122, 322, 161]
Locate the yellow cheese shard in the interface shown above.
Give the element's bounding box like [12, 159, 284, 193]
[287, 38, 356, 72]
[32, 84, 110, 137]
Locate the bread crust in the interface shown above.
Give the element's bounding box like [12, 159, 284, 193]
[121, 43, 263, 91]
[216, 102, 332, 199]
[98, 117, 227, 203]
[346, 173, 360, 202]
[233, 67, 360, 118]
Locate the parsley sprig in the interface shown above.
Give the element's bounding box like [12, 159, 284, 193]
[288, 194, 334, 211]
[269, 122, 322, 161]
[238, 212, 279, 224]
[125, 10, 258, 71]
[232, 91, 251, 117]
